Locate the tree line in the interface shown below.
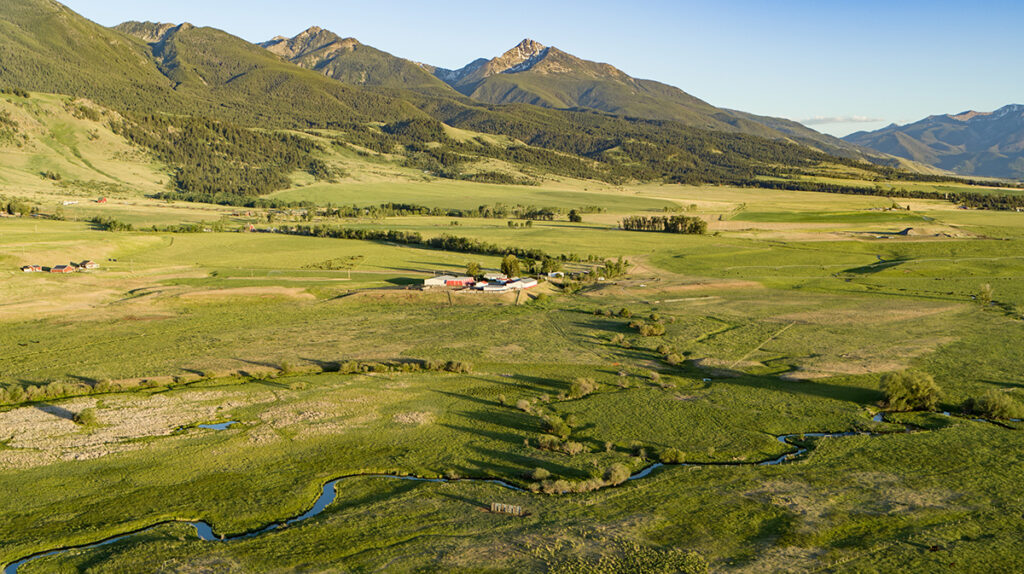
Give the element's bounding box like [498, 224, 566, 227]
[619, 215, 708, 234]
[745, 179, 1024, 211]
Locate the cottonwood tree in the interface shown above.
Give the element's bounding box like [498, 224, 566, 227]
[501, 254, 520, 278]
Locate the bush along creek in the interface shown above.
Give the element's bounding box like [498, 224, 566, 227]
[5, 411, 1018, 573]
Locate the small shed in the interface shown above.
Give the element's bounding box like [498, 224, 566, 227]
[80, 260, 99, 269]
[96, 197, 108, 204]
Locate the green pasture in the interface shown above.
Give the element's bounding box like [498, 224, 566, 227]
[270, 179, 677, 213]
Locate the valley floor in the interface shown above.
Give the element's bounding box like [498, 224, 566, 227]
[2, 116, 1024, 571]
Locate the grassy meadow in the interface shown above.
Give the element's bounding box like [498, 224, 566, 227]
[2, 93, 1024, 572]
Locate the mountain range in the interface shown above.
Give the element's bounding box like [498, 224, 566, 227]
[846, 105, 1024, 179]
[6, 0, 1017, 191]
[259, 29, 895, 163]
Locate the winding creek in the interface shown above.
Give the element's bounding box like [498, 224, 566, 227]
[4, 413, 1015, 573]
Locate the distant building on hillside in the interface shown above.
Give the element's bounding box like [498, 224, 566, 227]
[50, 264, 75, 274]
[80, 260, 99, 269]
[483, 272, 508, 281]
[21, 265, 42, 272]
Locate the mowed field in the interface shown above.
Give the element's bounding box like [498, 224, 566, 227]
[2, 99, 1024, 572]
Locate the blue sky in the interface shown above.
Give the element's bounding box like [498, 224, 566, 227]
[61, 0, 1024, 136]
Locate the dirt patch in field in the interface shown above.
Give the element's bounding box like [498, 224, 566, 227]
[729, 546, 826, 574]
[780, 337, 955, 380]
[487, 343, 525, 358]
[777, 305, 960, 325]
[178, 286, 315, 300]
[584, 279, 762, 300]
[393, 411, 434, 425]
[0, 285, 123, 321]
[259, 401, 334, 428]
[0, 390, 272, 469]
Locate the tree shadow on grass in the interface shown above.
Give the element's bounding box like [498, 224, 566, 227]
[467, 445, 587, 480]
[720, 372, 880, 405]
[333, 479, 420, 513]
[433, 389, 504, 409]
[301, 357, 341, 372]
[571, 319, 632, 335]
[450, 408, 543, 436]
[436, 492, 490, 511]
[246, 378, 293, 391]
[509, 374, 569, 394]
[233, 357, 283, 370]
[65, 374, 99, 387]
[34, 403, 77, 421]
[841, 258, 910, 275]
[980, 378, 1024, 391]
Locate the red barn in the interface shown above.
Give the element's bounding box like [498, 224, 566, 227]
[50, 265, 75, 274]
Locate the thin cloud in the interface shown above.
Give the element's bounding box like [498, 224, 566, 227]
[799, 115, 886, 126]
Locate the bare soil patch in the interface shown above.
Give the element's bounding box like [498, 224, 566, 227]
[178, 286, 315, 300]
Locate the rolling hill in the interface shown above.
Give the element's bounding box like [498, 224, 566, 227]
[846, 104, 1024, 179]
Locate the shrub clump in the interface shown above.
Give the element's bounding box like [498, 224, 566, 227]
[605, 463, 631, 485]
[529, 467, 552, 481]
[659, 447, 686, 464]
[568, 377, 598, 399]
[543, 414, 572, 439]
[73, 407, 99, 426]
[881, 371, 941, 411]
[965, 390, 1023, 419]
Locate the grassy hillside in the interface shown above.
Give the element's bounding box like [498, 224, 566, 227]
[0, 0, 178, 112]
[0, 2, 421, 127]
[0, 91, 167, 196]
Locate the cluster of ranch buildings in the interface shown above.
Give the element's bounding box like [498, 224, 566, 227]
[423, 272, 542, 293]
[21, 260, 100, 274]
